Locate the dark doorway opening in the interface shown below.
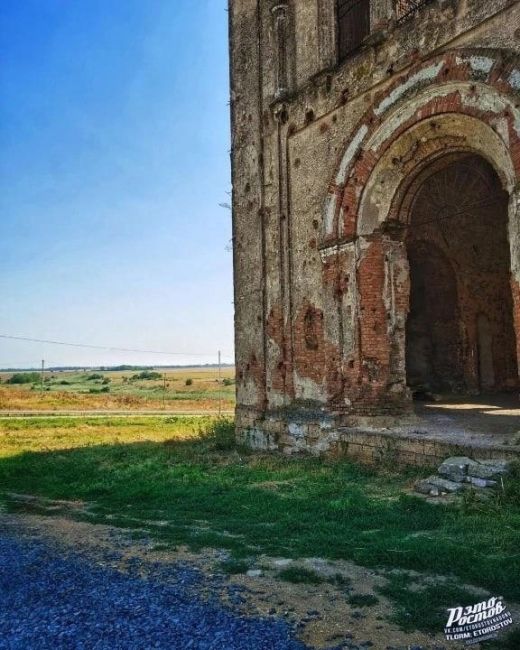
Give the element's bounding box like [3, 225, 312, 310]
[405, 154, 518, 395]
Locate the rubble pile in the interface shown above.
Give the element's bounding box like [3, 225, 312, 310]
[415, 456, 511, 497]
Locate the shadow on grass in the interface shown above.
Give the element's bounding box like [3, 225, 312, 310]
[0, 419, 519, 611]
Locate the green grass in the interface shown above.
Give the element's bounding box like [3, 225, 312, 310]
[331, 573, 352, 588]
[375, 570, 520, 648]
[2, 369, 236, 402]
[0, 367, 236, 412]
[347, 593, 379, 607]
[277, 567, 353, 588]
[0, 415, 519, 635]
[220, 559, 251, 575]
[377, 572, 478, 633]
[278, 567, 324, 585]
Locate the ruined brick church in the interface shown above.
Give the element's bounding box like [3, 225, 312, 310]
[229, 0, 520, 455]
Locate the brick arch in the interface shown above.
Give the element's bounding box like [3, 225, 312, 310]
[358, 112, 516, 236]
[350, 109, 520, 390]
[320, 48, 520, 247]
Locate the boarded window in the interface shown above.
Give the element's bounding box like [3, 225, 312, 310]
[337, 0, 370, 61]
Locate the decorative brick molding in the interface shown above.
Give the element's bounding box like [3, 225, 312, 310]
[321, 49, 520, 246]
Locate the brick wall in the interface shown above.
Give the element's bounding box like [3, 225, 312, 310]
[230, 0, 520, 454]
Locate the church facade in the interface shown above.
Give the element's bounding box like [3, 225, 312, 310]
[229, 0, 520, 454]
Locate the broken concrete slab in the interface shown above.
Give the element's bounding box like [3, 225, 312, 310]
[415, 480, 436, 495]
[437, 457, 480, 482]
[415, 476, 464, 495]
[465, 476, 497, 489]
[417, 456, 511, 497]
[468, 460, 511, 480]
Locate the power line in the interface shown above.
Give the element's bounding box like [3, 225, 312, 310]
[0, 334, 233, 358]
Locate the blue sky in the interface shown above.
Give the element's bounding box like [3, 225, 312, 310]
[0, 0, 234, 368]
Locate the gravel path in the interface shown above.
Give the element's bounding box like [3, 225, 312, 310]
[0, 532, 308, 650]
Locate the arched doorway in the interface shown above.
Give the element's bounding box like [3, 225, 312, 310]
[404, 154, 518, 396]
[322, 58, 520, 418]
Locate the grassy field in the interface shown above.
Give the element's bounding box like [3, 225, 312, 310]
[0, 415, 519, 641]
[0, 367, 235, 412]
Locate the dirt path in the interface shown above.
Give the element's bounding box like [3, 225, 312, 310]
[0, 509, 486, 649]
[0, 410, 234, 418]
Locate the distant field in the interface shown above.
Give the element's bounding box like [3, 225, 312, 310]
[0, 367, 235, 412]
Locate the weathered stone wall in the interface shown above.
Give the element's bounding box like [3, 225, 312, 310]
[229, 0, 267, 414]
[229, 0, 520, 455]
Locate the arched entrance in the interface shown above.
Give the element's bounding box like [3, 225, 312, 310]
[321, 53, 520, 418]
[404, 154, 518, 396]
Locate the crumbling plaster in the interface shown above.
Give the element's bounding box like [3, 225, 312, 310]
[229, 0, 520, 455]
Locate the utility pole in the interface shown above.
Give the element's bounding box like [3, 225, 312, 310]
[163, 375, 166, 410]
[41, 359, 45, 391]
[218, 350, 222, 418]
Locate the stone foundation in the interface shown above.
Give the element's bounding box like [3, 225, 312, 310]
[236, 406, 520, 466]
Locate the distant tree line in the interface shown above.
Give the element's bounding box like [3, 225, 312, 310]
[0, 363, 235, 372]
[4, 372, 40, 385]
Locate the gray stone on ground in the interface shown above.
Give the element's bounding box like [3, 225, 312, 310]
[465, 476, 497, 488]
[438, 457, 479, 482]
[415, 479, 435, 495]
[468, 459, 511, 480]
[417, 456, 511, 496]
[415, 476, 464, 495]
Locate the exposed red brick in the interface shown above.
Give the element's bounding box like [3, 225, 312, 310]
[292, 301, 343, 403]
[357, 239, 392, 402]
